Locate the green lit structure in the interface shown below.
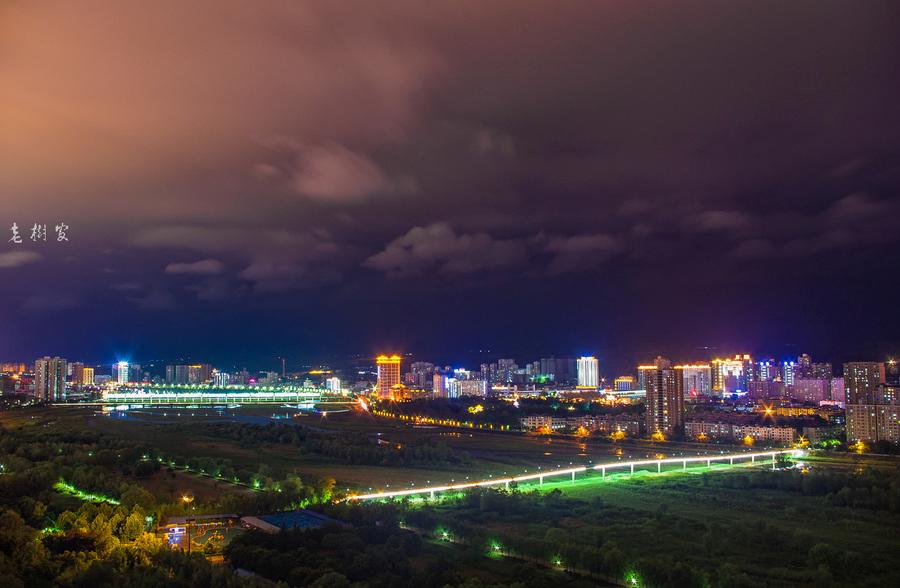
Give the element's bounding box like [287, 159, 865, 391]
[102, 383, 323, 406]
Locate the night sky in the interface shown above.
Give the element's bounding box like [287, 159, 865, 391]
[2, 1, 899, 372]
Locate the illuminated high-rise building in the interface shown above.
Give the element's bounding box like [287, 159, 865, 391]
[189, 364, 211, 384]
[844, 362, 885, 405]
[614, 376, 634, 392]
[68, 362, 85, 388]
[34, 356, 67, 402]
[82, 367, 95, 386]
[325, 377, 342, 393]
[376, 355, 402, 399]
[409, 362, 435, 390]
[497, 359, 518, 384]
[537, 357, 576, 385]
[433, 373, 449, 398]
[115, 361, 130, 385]
[213, 370, 230, 386]
[811, 362, 833, 379]
[844, 362, 889, 443]
[756, 359, 777, 382]
[576, 356, 599, 388]
[166, 364, 212, 384]
[782, 361, 797, 386]
[846, 404, 900, 444]
[830, 377, 845, 403]
[675, 364, 711, 399]
[711, 355, 752, 394]
[640, 356, 683, 438]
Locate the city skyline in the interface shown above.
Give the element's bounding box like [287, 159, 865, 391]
[8, 347, 895, 382]
[2, 3, 900, 586]
[3, 346, 899, 379]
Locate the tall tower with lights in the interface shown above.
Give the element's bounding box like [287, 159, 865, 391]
[115, 361, 130, 385]
[576, 356, 599, 388]
[376, 355, 402, 400]
[641, 356, 683, 438]
[34, 356, 67, 402]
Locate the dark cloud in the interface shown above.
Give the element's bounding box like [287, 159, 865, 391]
[2, 1, 899, 363]
[539, 233, 622, 275]
[365, 223, 527, 277]
[165, 259, 225, 275]
[132, 225, 340, 290]
[693, 211, 752, 232]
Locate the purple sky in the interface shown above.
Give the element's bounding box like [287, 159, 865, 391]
[2, 1, 899, 370]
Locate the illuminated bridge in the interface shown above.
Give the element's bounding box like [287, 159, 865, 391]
[345, 448, 803, 501]
[102, 383, 332, 406]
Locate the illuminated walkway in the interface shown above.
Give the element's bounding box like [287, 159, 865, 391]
[345, 448, 802, 501]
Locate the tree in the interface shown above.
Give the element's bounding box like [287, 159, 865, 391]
[310, 571, 351, 588]
[120, 485, 155, 509]
[123, 511, 145, 541]
[315, 477, 337, 503]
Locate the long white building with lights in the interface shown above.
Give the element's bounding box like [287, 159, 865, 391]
[102, 383, 322, 405]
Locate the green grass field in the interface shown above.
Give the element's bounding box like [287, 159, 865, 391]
[417, 464, 900, 587]
[0, 406, 820, 497]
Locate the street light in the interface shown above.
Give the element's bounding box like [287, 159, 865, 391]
[180, 493, 196, 555]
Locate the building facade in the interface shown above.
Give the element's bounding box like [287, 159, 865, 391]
[576, 356, 599, 388]
[614, 376, 634, 391]
[711, 355, 752, 394]
[675, 364, 711, 399]
[641, 357, 683, 438]
[790, 378, 831, 404]
[846, 404, 900, 443]
[376, 355, 402, 400]
[844, 362, 892, 443]
[34, 356, 67, 402]
[844, 362, 886, 404]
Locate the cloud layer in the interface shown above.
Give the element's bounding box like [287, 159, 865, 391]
[1, 1, 899, 361]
